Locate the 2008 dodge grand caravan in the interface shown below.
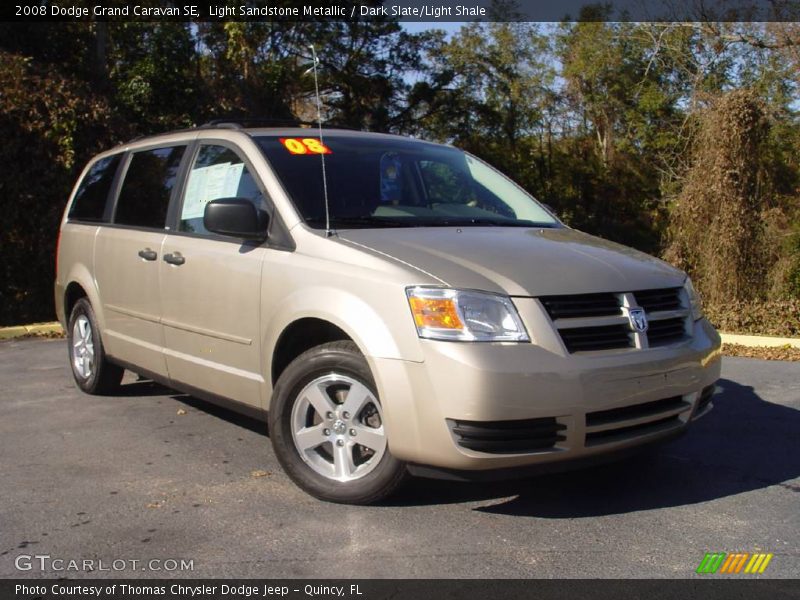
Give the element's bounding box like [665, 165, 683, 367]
[55, 124, 722, 504]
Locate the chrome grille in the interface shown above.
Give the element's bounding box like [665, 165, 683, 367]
[539, 293, 621, 319]
[647, 317, 687, 346]
[634, 287, 683, 312]
[540, 287, 691, 353]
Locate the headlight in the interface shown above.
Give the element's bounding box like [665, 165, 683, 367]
[684, 277, 703, 321]
[405, 287, 530, 342]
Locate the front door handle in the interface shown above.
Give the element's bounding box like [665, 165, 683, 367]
[138, 248, 157, 261]
[163, 252, 185, 266]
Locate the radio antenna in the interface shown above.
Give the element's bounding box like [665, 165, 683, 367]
[307, 45, 332, 237]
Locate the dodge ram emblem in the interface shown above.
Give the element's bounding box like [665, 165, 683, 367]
[628, 308, 648, 333]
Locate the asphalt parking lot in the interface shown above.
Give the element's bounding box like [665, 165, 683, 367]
[1, 338, 798, 579]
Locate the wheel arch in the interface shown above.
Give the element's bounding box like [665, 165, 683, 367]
[263, 286, 421, 408]
[62, 266, 105, 330]
[64, 281, 88, 320]
[270, 318, 353, 386]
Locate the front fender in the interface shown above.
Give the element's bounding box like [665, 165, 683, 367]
[264, 285, 423, 362]
[262, 285, 424, 408]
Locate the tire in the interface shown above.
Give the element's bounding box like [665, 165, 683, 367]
[67, 298, 124, 395]
[269, 341, 407, 504]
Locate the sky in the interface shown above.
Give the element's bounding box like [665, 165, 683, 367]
[401, 21, 464, 37]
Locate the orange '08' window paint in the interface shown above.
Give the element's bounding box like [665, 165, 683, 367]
[279, 138, 332, 155]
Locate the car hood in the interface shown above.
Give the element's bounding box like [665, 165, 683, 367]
[337, 226, 685, 296]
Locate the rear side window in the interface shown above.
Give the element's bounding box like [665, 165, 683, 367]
[114, 146, 186, 229]
[68, 154, 121, 222]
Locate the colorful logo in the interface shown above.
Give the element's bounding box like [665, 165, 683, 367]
[696, 552, 773, 574]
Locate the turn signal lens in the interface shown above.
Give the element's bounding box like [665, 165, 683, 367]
[408, 296, 464, 330]
[406, 287, 530, 342]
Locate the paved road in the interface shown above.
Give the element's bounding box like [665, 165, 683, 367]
[1, 338, 798, 579]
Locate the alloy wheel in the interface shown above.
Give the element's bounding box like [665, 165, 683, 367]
[290, 374, 387, 482]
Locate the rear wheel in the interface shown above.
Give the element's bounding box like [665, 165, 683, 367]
[269, 341, 407, 504]
[67, 298, 124, 394]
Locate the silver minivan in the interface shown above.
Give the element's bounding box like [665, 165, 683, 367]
[55, 124, 721, 503]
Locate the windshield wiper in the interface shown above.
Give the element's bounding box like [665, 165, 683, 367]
[305, 216, 558, 229]
[305, 216, 416, 228]
[415, 218, 557, 228]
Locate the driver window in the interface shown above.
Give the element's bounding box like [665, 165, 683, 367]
[179, 145, 267, 235]
[418, 159, 515, 219]
[418, 160, 473, 205]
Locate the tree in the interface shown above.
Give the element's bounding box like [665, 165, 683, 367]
[0, 51, 123, 325]
[1, 15, 799, 325]
[664, 90, 770, 304]
[109, 23, 203, 131]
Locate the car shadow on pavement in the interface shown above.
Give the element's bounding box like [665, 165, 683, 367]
[113, 375, 269, 434]
[387, 378, 800, 515]
[170, 393, 268, 436]
[112, 379, 174, 397]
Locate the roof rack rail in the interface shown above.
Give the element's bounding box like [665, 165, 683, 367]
[199, 118, 360, 131]
[200, 118, 305, 129]
[119, 119, 362, 146]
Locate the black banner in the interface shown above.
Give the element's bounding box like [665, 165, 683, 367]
[4, 580, 800, 600]
[3, 0, 800, 23]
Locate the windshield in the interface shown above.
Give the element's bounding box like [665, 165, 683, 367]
[255, 135, 559, 229]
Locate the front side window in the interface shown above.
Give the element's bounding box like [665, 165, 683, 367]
[114, 146, 186, 229]
[68, 154, 122, 222]
[179, 145, 267, 236]
[255, 135, 557, 229]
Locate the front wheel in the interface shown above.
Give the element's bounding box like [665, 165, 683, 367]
[269, 341, 407, 504]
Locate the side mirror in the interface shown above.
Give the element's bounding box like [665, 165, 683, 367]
[203, 198, 269, 240]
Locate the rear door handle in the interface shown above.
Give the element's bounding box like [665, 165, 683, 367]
[163, 252, 185, 266]
[138, 248, 157, 261]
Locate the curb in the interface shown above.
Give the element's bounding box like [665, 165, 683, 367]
[0, 322, 64, 340]
[720, 332, 800, 349]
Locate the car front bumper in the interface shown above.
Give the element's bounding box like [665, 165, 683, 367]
[372, 316, 722, 471]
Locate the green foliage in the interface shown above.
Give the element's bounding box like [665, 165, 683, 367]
[0, 17, 798, 329]
[0, 50, 125, 325]
[109, 23, 201, 131]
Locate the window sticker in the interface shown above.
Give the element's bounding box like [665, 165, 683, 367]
[181, 162, 245, 220]
[279, 138, 332, 155]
